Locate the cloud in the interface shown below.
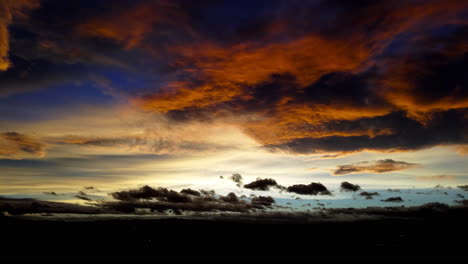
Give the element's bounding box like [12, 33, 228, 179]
[75, 195, 92, 201]
[340, 182, 361, 192]
[286, 182, 331, 195]
[77, 1, 195, 51]
[130, 0, 468, 154]
[53, 133, 239, 155]
[43, 192, 57, 196]
[105, 185, 276, 214]
[0, 0, 39, 70]
[0, 132, 48, 158]
[219, 192, 239, 203]
[268, 109, 468, 154]
[111, 185, 192, 203]
[243, 178, 280, 191]
[415, 175, 456, 181]
[458, 185, 468, 192]
[332, 159, 419, 175]
[359, 192, 380, 200]
[251, 196, 275, 206]
[381, 197, 404, 202]
[0, 0, 467, 162]
[84, 186, 100, 192]
[0, 196, 103, 215]
[229, 173, 243, 187]
[180, 189, 201, 196]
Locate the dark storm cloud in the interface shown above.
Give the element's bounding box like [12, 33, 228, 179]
[340, 182, 361, 192]
[0, 131, 48, 158]
[243, 178, 280, 191]
[332, 159, 419, 175]
[286, 183, 331, 195]
[458, 185, 468, 192]
[43, 192, 57, 196]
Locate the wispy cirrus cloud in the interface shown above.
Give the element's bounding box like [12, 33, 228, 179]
[332, 159, 419, 175]
[415, 175, 456, 181]
[0, 131, 48, 158]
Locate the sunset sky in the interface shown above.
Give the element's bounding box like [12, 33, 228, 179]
[1, 0, 467, 210]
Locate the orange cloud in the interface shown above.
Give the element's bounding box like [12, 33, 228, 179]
[0, 0, 39, 70]
[375, 1, 468, 121]
[137, 33, 393, 145]
[0, 131, 48, 158]
[332, 159, 419, 175]
[135, 1, 468, 149]
[77, 1, 194, 50]
[86, 0, 467, 154]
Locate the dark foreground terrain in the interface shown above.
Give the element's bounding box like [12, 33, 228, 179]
[2, 211, 468, 262]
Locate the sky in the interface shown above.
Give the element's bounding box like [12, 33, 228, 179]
[0, 0, 467, 213]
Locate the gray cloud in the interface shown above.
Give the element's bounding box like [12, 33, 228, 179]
[340, 182, 361, 192]
[359, 192, 380, 200]
[105, 185, 276, 214]
[229, 173, 243, 187]
[286, 182, 331, 195]
[75, 195, 92, 201]
[381, 197, 404, 202]
[243, 178, 281, 191]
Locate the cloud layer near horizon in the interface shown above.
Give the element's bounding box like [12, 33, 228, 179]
[0, 1, 467, 198]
